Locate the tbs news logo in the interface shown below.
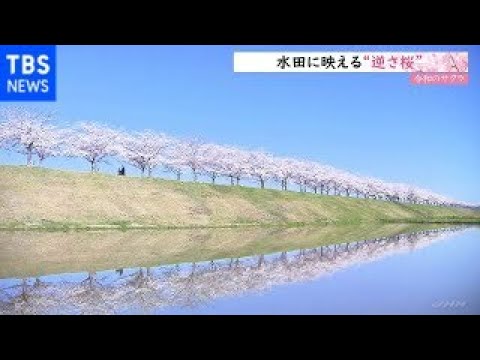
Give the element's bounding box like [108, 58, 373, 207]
[0, 45, 56, 101]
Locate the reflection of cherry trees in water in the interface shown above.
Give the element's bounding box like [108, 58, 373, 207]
[119, 267, 167, 313]
[0, 227, 466, 315]
[0, 277, 59, 315]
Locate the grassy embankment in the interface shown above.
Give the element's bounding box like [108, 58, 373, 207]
[1, 165, 479, 230]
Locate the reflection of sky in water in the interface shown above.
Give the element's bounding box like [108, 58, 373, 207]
[1, 226, 479, 315]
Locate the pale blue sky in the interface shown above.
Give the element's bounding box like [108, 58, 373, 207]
[0, 45, 478, 202]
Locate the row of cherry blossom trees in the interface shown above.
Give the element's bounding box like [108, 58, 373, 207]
[0, 106, 472, 207]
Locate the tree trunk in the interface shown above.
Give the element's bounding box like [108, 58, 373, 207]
[88, 272, 95, 289]
[148, 167, 152, 177]
[257, 254, 265, 268]
[230, 176, 234, 185]
[26, 147, 33, 166]
[260, 178, 265, 189]
[211, 173, 216, 184]
[236, 177, 240, 185]
[22, 278, 27, 293]
[177, 171, 181, 181]
[21, 279, 28, 302]
[90, 160, 95, 172]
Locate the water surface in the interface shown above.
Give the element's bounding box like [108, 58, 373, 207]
[0, 224, 478, 314]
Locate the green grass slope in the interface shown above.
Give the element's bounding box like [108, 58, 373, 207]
[0, 165, 479, 229]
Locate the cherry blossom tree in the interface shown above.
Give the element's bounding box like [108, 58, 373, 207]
[118, 130, 171, 177]
[35, 127, 71, 165]
[199, 143, 227, 184]
[0, 119, 11, 149]
[339, 172, 362, 197]
[0, 106, 59, 166]
[217, 146, 249, 185]
[308, 165, 331, 195]
[291, 160, 316, 193]
[182, 137, 206, 182]
[66, 122, 120, 172]
[273, 157, 298, 191]
[164, 139, 189, 181]
[246, 151, 275, 189]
